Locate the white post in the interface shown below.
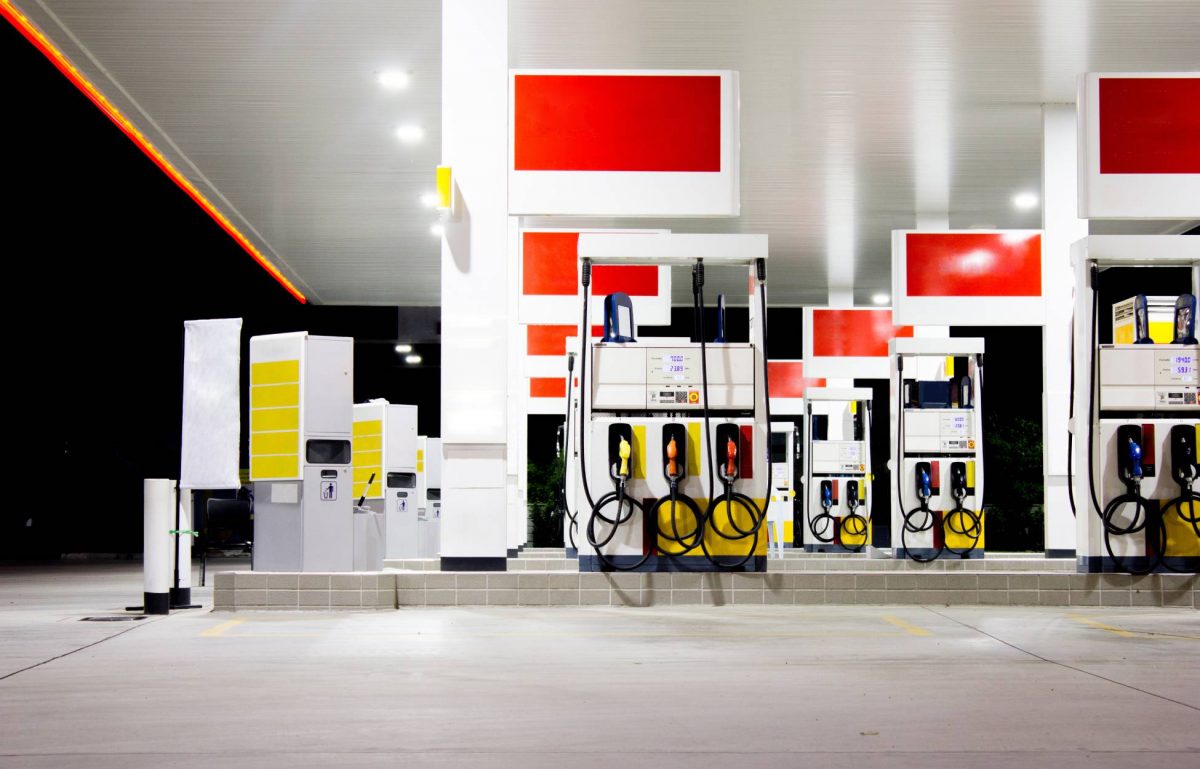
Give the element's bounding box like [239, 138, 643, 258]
[439, 0, 510, 570]
[1042, 105, 1086, 557]
[174, 490, 193, 601]
[142, 479, 173, 614]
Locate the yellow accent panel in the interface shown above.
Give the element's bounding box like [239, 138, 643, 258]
[251, 359, 300, 386]
[850, 401, 858, 415]
[250, 407, 299, 432]
[783, 520, 793, 543]
[1114, 325, 1134, 344]
[632, 425, 646, 480]
[436, 165, 453, 209]
[251, 383, 300, 408]
[944, 509, 985, 551]
[839, 515, 870, 547]
[354, 434, 383, 452]
[353, 419, 382, 437]
[1149, 321, 1174, 344]
[353, 450, 383, 469]
[656, 497, 770, 556]
[417, 449, 424, 473]
[250, 454, 299, 480]
[1162, 500, 1200, 557]
[353, 466, 382, 483]
[945, 356, 955, 377]
[966, 461, 976, 489]
[250, 431, 298, 456]
[687, 422, 702, 478]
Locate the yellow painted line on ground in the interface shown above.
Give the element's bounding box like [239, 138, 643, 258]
[201, 618, 246, 638]
[1070, 615, 1136, 638]
[882, 615, 932, 637]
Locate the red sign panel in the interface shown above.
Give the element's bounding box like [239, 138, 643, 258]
[522, 232, 660, 297]
[1099, 77, 1200, 174]
[513, 74, 722, 172]
[529, 377, 566, 398]
[767, 361, 825, 398]
[905, 232, 1042, 297]
[527, 325, 576, 356]
[812, 310, 913, 358]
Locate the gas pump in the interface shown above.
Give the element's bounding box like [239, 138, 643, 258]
[1071, 236, 1200, 573]
[573, 234, 772, 572]
[766, 422, 800, 554]
[890, 338, 986, 561]
[802, 388, 874, 553]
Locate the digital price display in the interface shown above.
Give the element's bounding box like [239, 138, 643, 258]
[1174, 355, 1194, 376]
[664, 354, 686, 376]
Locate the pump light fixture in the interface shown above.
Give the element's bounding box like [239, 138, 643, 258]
[404, 354, 423, 365]
[430, 222, 445, 237]
[871, 293, 890, 305]
[394, 344, 413, 354]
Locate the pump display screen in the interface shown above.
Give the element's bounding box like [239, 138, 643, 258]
[1173, 355, 1194, 375]
[664, 354, 686, 376]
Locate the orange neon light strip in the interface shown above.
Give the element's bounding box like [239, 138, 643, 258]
[0, 0, 307, 303]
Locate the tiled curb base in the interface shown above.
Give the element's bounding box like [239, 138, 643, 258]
[383, 555, 1080, 573]
[212, 572, 396, 610]
[213, 570, 1197, 610]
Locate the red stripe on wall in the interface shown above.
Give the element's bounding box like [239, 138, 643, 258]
[1099, 77, 1200, 174]
[527, 325, 576, 356]
[523, 231, 661, 297]
[513, 74, 722, 172]
[593, 265, 658, 296]
[812, 309, 913, 358]
[767, 361, 825, 398]
[529, 378, 566, 398]
[905, 233, 1042, 297]
[522, 232, 578, 295]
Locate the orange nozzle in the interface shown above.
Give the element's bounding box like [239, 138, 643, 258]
[726, 437, 738, 477]
[667, 437, 678, 478]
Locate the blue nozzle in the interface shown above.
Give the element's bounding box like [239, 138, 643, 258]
[822, 485, 832, 504]
[1127, 440, 1143, 479]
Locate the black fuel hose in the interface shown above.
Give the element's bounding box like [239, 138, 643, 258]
[841, 491, 869, 553]
[808, 488, 837, 544]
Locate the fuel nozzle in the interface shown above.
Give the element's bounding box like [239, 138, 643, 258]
[618, 437, 631, 480]
[1126, 438, 1144, 483]
[950, 463, 967, 502]
[666, 437, 680, 481]
[917, 466, 932, 502]
[725, 436, 739, 481]
[821, 482, 833, 511]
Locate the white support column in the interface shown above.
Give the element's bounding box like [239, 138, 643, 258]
[506, 217, 522, 557]
[1042, 104, 1087, 557]
[439, 0, 509, 570]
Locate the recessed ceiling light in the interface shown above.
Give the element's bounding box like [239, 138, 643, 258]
[377, 69, 411, 91]
[1012, 192, 1039, 210]
[430, 222, 445, 237]
[419, 192, 439, 208]
[871, 293, 890, 306]
[404, 354, 423, 365]
[395, 124, 424, 144]
[394, 344, 413, 354]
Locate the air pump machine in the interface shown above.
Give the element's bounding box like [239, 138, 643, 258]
[573, 233, 772, 572]
[890, 337, 986, 561]
[249, 332, 355, 572]
[1071, 236, 1199, 574]
[803, 387, 874, 553]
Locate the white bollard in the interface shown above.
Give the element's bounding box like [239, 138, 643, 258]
[143, 478, 173, 614]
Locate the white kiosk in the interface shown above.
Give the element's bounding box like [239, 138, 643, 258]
[803, 387, 874, 553]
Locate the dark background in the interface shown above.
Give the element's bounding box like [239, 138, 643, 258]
[2, 23, 438, 557]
